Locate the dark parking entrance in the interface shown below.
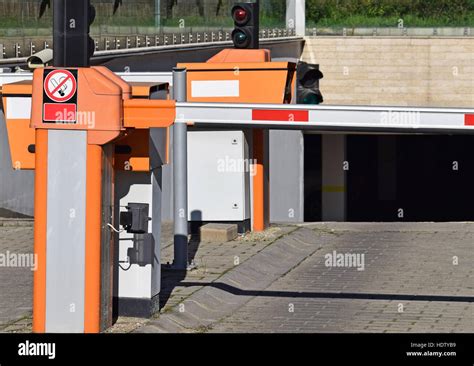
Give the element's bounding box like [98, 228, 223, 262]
[348, 135, 474, 221]
[304, 135, 474, 222]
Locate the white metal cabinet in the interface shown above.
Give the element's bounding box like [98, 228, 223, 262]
[187, 130, 250, 221]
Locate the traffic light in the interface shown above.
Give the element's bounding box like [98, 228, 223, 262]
[231, 2, 259, 49]
[296, 62, 324, 104]
[53, 0, 96, 67]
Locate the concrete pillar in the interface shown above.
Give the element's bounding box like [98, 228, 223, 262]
[115, 128, 168, 318]
[286, 0, 306, 36]
[322, 135, 346, 221]
[115, 171, 157, 317]
[269, 130, 304, 223]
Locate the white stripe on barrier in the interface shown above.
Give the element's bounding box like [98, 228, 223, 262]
[117, 72, 173, 84]
[0, 73, 32, 87]
[176, 102, 474, 132]
[2, 72, 473, 133]
[6, 97, 32, 119]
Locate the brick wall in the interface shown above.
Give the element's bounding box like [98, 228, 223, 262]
[302, 37, 474, 108]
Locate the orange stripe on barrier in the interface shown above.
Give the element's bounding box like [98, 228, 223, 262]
[84, 144, 102, 333]
[32, 129, 47, 333]
[253, 129, 265, 232]
[465, 115, 474, 126]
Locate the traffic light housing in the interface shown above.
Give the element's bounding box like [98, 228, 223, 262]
[231, 2, 259, 49]
[296, 62, 324, 105]
[53, 0, 95, 67]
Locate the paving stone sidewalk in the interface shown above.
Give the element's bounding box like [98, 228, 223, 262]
[136, 223, 474, 333]
[109, 225, 296, 332]
[0, 220, 294, 333]
[0, 224, 34, 333]
[0, 221, 472, 333]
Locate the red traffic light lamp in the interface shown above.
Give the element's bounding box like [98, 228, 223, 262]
[231, 2, 259, 49]
[233, 6, 249, 25]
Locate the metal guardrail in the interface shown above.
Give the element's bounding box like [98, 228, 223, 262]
[3, 26, 471, 62]
[0, 28, 296, 61]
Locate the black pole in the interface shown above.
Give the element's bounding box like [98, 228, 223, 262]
[53, 0, 94, 67]
[52, 0, 64, 67]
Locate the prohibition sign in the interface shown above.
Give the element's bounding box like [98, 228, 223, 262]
[44, 69, 77, 103]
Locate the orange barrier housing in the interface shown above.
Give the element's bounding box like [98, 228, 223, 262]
[1, 81, 36, 169]
[179, 49, 296, 231]
[84, 144, 103, 333]
[31, 67, 128, 142]
[23, 66, 175, 333]
[178, 62, 295, 104]
[3, 70, 174, 172]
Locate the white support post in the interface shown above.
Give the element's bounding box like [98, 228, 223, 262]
[322, 135, 346, 221]
[286, 0, 306, 36]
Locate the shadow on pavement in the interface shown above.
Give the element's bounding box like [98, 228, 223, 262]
[159, 210, 203, 309]
[176, 282, 474, 303]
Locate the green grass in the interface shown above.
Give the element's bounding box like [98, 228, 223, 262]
[0, 17, 51, 29]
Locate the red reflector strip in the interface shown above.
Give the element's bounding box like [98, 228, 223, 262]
[465, 114, 474, 126]
[252, 109, 309, 122]
[43, 103, 77, 122]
